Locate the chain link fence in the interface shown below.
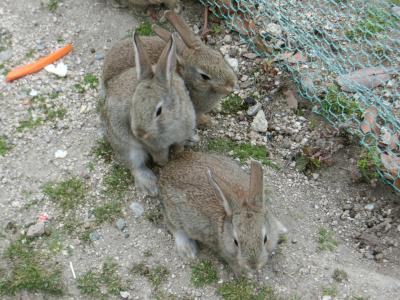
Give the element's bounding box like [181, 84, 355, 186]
[200, 0, 400, 191]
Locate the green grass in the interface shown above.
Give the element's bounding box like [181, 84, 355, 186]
[42, 177, 86, 212]
[84, 73, 99, 89]
[217, 278, 278, 300]
[357, 149, 380, 181]
[47, 0, 60, 12]
[144, 206, 163, 225]
[130, 263, 170, 288]
[317, 228, 338, 252]
[0, 239, 64, 296]
[91, 139, 113, 163]
[222, 95, 246, 114]
[77, 259, 125, 298]
[320, 85, 363, 122]
[207, 138, 278, 168]
[17, 114, 43, 132]
[25, 48, 36, 58]
[0, 137, 10, 156]
[103, 164, 133, 199]
[74, 83, 85, 94]
[212, 24, 222, 34]
[137, 21, 153, 36]
[191, 260, 218, 287]
[322, 285, 337, 297]
[345, 7, 397, 39]
[332, 268, 348, 283]
[93, 201, 122, 225]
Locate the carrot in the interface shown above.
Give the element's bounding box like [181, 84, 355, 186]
[6, 43, 73, 82]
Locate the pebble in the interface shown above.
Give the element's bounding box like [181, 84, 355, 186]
[130, 202, 144, 217]
[244, 96, 256, 106]
[116, 218, 127, 231]
[55, 149, 68, 159]
[364, 203, 375, 211]
[242, 52, 257, 60]
[247, 102, 262, 116]
[266, 23, 282, 37]
[120, 291, 131, 299]
[322, 296, 333, 300]
[223, 34, 232, 44]
[27, 222, 45, 238]
[89, 231, 101, 241]
[224, 55, 239, 72]
[192, 25, 200, 35]
[241, 75, 249, 82]
[312, 173, 319, 180]
[95, 53, 104, 60]
[29, 89, 39, 97]
[251, 110, 268, 133]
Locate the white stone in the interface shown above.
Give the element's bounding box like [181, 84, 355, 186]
[120, 291, 131, 299]
[224, 55, 239, 72]
[251, 110, 268, 133]
[45, 62, 68, 77]
[55, 149, 68, 158]
[266, 23, 282, 37]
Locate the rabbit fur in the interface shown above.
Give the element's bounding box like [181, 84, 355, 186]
[102, 10, 237, 126]
[101, 32, 196, 196]
[159, 152, 287, 275]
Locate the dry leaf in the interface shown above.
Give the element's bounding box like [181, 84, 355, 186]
[283, 90, 298, 109]
[337, 67, 397, 92]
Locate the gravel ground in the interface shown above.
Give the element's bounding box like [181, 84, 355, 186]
[0, 0, 400, 299]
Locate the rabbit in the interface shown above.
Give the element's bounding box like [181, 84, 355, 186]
[159, 151, 288, 275]
[102, 10, 238, 126]
[101, 32, 196, 197]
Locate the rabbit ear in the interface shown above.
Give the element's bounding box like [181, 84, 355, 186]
[133, 31, 153, 80]
[207, 168, 232, 217]
[155, 33, 177, 88]
[164, 10, 202, 49]
[152, 24, 186, 55]
[248, 160, 264, 207]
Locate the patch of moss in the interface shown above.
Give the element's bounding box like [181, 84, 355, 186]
[84, 73, 99, 89]
[42, 177, 86, 212]
[137, 22, 154, 36]
[130, 263, 170, 288]
[222, 95, 246, 114]
[207, 138, 278, 169]
[103, 164, 133, 199]
[217, 278, 278, 300]
[322, 285, 338, 297]
[332, 268, 348, 283]
[144, 206, 163, 225]
[47, 0, 60, 12]
[0, 239, 64, 296]
[91, 139, 113, 163]
[0, 137, 10, 156]
[357, 148, 380, 181]
[317, 228, 338, 252]
[191, 260, 218, 287]
[93, 201, 122, 225]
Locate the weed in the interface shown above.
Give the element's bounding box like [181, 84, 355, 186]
[0, 239, 64, 296]
[84, 73, 99, 89]
[144, 206, 163, 225]
[322, 285, 337, 297]
[207, 138, 278, 168]
[332, 268, 348, 283]
[143, 249, 153, 257]
[212, 24, 222, 34]
[26, 48, 36, 58]
[101, 260, 125, 295]
[74, 83, 85, 94]
[320, 84, 363, 122]
[47, 0, 60, 12]
[42, 177, 86, 212]
[103, 164, 133, 198]
[0, 137, 10, 156]
[77, 271, 101, 297]
[191, 260, 218, 287]
[130, 263, 170, 288]
[222, 95, 245, 114]
[137, 21, 153, 36]
[17, 114, 43, 132]
[357, 149, 380, 181]
[91, 139, 113, 163]
[217, 278, 278, 300]
[317, 228, 338, 251]
[46, 231, 63, 254]
[93, 201, 122, 225]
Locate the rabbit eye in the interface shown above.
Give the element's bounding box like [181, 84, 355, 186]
[233, 239, 239, 247]
[156, 106, 162, 117]
[200, 73, 211, 81]
[263, 235, 268, 244]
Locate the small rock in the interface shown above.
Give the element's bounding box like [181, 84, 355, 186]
[312, 173, 319, 180]
[95, 53, 105, 60]
[120, 291, 131, 299]
[224, 55, 239, 72]
[116, 218, 127, 231]
[89, 232, 101, 241]
[29, 89, 38, 97]
[55, 149, 68, 159]
[322, 296, 333, 300]
[130, 202, 144, 217]
[27, 222, 45, 238]
[240, 75, 249, 82]
[242, 52, 257, 60]
[223, 34, 232, 44]
[375, 252, 384, 262]
[247, 102, 262, 116]
[291, 239, 298, 244]
[397, 224, 400, 232]
[364, 203, 375, 211]
[0, 50, 12, 63]
[124, 233, 130, 239]
[251, 110, 268, 133]
[266, 23, 282, 37]
[391, 6, 400, 18]
[192, 25, 200, 35]
[243, 96, 256, 106]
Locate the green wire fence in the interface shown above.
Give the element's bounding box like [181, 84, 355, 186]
[201, 0, 400, 191]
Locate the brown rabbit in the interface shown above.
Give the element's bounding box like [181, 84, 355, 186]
[102, 10, 238, 126]
[159, 152, 287, 275]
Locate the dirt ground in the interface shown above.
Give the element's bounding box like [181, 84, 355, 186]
[0, 0, 399, 299]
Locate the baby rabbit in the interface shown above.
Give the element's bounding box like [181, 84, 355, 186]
[102, 10, 237, 126]
[101, 32, 196, 196]
[159, 152, 287, 275]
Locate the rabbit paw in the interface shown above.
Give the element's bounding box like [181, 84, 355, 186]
[152, 150, 169, 167]
[197, 114, 212, 128]
[175, 230, 198, 259]
[135, 169, 159, 197]
[185, 133, 200, 147]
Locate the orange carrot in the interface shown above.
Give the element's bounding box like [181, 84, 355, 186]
[6, 43, 73, 82]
